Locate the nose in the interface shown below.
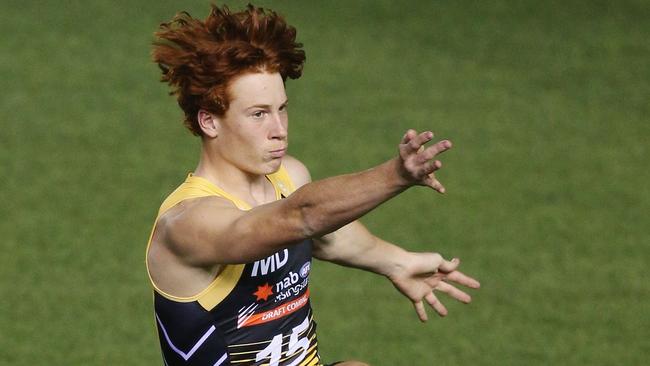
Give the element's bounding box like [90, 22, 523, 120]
[269, 112, 288, 140]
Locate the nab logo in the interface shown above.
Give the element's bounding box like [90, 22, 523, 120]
[251, 249, 289, 277]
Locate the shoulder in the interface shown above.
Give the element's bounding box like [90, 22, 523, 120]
[282, 155, 311, 189]
[160, 195, 237, 240]
[154, 196, 240, 264]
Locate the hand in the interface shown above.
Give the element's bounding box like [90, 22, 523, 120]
[388, 252, 480, 322]
[397, 129, 452, 193]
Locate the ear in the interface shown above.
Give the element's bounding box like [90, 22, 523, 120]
[197, 109, 220, 138]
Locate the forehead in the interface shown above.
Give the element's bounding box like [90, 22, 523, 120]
[228, 72, 286, 107]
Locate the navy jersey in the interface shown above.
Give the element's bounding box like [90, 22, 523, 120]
[146, 168, 322, 366]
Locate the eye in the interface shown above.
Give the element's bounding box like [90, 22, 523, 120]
[251, 110, 266, 119]
[279, 104, 288, 113]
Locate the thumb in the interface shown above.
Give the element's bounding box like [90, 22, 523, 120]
[438, 257, 460, 273]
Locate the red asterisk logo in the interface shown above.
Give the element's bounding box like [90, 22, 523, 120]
[253, 283, 274, 302]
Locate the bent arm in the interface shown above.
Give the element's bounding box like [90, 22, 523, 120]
[313, 221, 480, 321]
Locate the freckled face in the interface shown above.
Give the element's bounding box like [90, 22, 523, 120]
[215, 72, 289, 175]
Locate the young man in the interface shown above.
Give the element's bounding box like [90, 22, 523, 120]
[146, 5, 480, 366]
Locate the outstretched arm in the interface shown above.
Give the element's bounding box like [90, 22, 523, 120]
[313, 222, 480, 322]
[161, 130, 450, 265]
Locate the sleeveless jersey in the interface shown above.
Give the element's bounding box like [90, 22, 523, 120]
[145, 167, 322, 366]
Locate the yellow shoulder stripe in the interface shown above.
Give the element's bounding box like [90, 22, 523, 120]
[267, 165, 296, 196]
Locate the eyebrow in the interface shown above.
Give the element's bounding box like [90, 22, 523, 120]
[245, 99, 289, 111]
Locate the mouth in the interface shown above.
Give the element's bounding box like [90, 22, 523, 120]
[269, 147, 287, 159]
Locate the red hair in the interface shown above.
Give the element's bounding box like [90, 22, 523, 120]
[152, 4, 306, 136]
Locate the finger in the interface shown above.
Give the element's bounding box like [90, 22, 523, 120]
[445, 270, 481, 289]
[420, 140, 453, 160]
[425, 292, 448, 317]
[422, 160, 442, 174]
[435, 281, 472, 303]
[427, 177, 446, 194]
[406, 131, 434, 152]
[413, 300, 428, 322]
[400, 129, 417, 144]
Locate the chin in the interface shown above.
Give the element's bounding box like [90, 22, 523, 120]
[262, 158, 283, 174]
[244, 160, 282, 177]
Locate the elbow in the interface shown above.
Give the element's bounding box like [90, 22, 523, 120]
[284, 186, 331, 239]
[288, 197, 326, 239]
[299, 203, 321, 238]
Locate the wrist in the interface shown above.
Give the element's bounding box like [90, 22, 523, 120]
[379, 246, 412, 279]
[380, 158, 412, 190]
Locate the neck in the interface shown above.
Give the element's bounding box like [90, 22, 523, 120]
[194, 143, 271, 206]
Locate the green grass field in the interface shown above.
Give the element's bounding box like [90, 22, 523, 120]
[1, 1, 648, 365]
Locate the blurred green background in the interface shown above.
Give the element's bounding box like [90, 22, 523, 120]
[1, 0, 648, 365]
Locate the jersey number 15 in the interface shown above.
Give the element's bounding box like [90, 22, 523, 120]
[255, 316, 310, 366]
